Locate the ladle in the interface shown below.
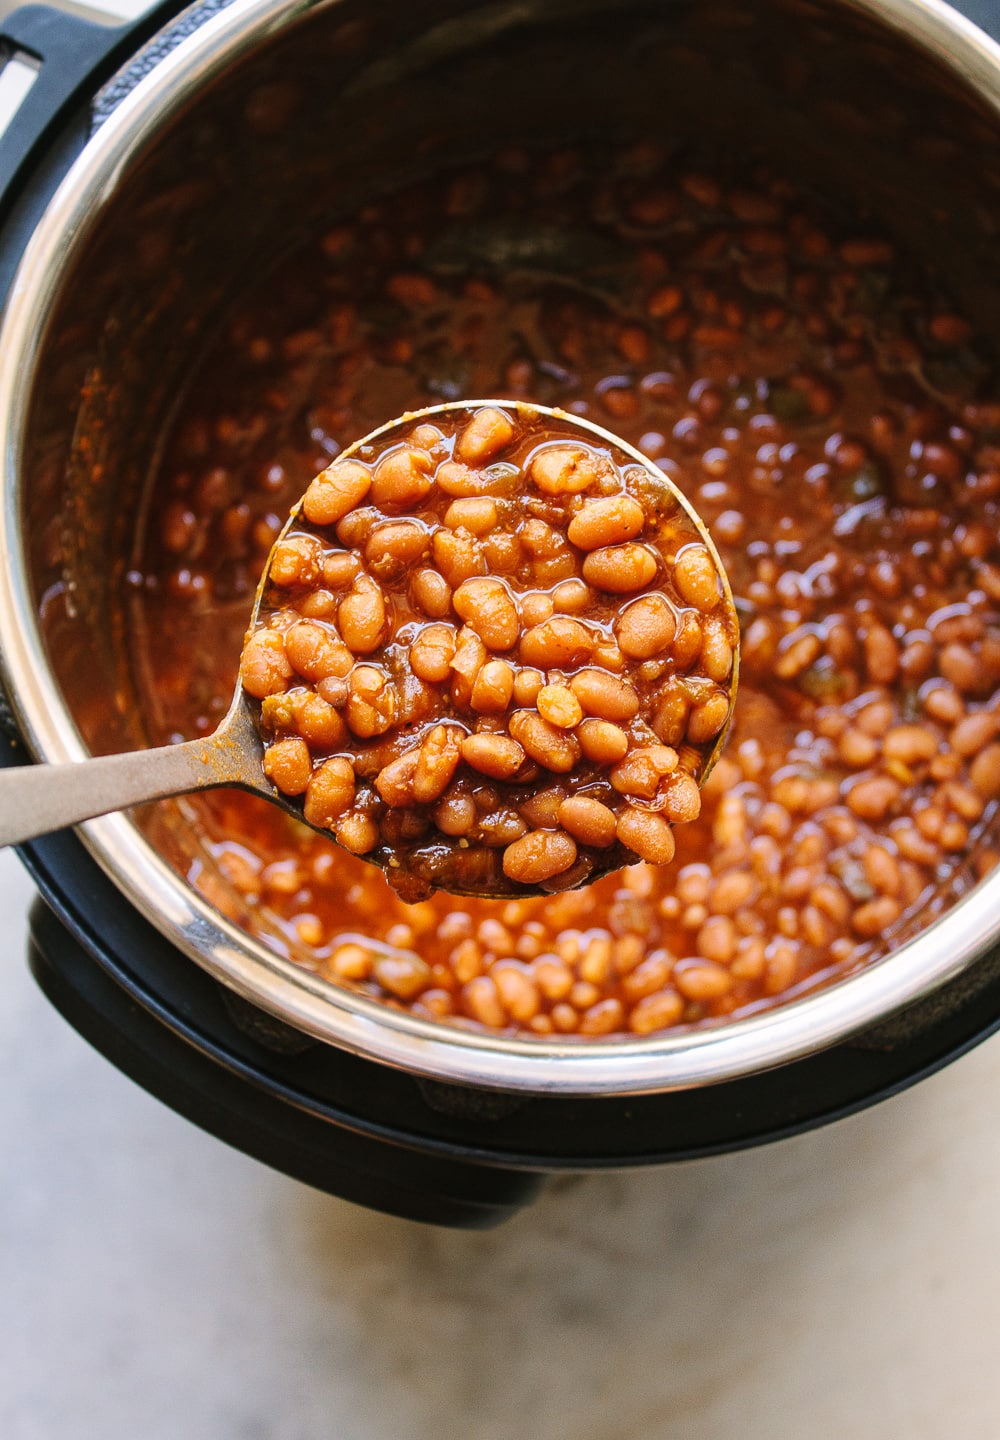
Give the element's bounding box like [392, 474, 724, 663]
[0, 401, 737, 897]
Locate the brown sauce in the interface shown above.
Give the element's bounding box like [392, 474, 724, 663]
[130, 142, 1000, 1039]
[243, 403, 736, 908]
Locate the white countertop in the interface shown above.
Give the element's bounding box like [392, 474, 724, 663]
[4, 842, 1000, 1440]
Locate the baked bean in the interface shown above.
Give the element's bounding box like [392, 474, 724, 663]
[530, 445, 601, 495]
[492, 962, 541, 1023]
[951, 711, 1000, 756]
[338, 575, 387, 653]
[615, 595, 677, 659]
[449, 626, 487, 706]
[285, 620, 352, 682]
[444, 497, 498, 534]
[686, 693, 731, 743]
[579, 997, 625, 1035]
[863, 845, 901, 897]
[673, 545, 722, 610]
[263, 737, 312, 795]
[371, 447, 434, 507]
[710, 870, 760, 914]
[611, 745, 679, 799]
[299, 590, 338, 621]
[437, 460, 496, 497]
[651, 684, 689, 746]
[616, 807, 676, 864]
[462, 975, 506, 1028]
[294, 692, 348, 748]
[267, 534, 323, 587]
[622, 950, 672, 1001]
[376, 750, 419, 807]
[335, 811, 379, 855]
[662, 772, 702, 823]
[461, 733, 526, 779]
[503, 830, 578, 883]
[940, 643, 982, 694]
[345, 666, 397, 738]
[323, 552, 361, 589]
[482, 530, 522, 574]
[453, 577, 520, 651]
[373, 952, 433, 1001]
[846, 775, 900, 820]
[864, 625, 900, 685]
[558, 796, 617, 847]
[970, 744, 1000, 798]
[628, 988, 685, 1034]
[520, 518, 565, 561]
[758, 940, 797, 995]
[701, 617, 734, 682]
[582, 543, 658, 593]
[567, 495, 645, 550]
[509, 711, 581, 773]
[839, 726, 879, 768]
[520, 616, 594, 668]
[533, 955, 574, 1001]
[520, 592, 554, 628]
[315, 675, 349, 708]
[366, 520, 429, 571]
[303, 757, 355, 828]
[302, 460, 372, 524]
[435, 791, 477, 835]
[335, 507, 377, 549]
[577, 719, 630, 764]
[410, 623, 456, 683]
[943, 781, 985, 822]
[883, 725, 938, 765]
[856, 700, 894, 739]
[241, 628, 293, 697]
[432, 528, 485, 587]
[470, 658, 516, 713]
[411, 567, 452, 617]
[852, 895, 901, 938]
[513, 667, 545, 707]
[569, 668, 640, 721]
[456, 406, 516, 464]
[551, 579, 593, 613]
[413, 724, 463, 803]
[674, 957, 733, 1000]
[537, 684, 584, 729]
[176, 145, 1000, 1038]
[327, 941, 374, 982]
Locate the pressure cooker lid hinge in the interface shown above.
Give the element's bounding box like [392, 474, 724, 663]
[90, 0, 240, 133]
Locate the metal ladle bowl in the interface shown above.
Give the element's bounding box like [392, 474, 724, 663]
[0, 399, 738, 900]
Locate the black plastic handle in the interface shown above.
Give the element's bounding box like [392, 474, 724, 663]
[0, 1, 186, 303]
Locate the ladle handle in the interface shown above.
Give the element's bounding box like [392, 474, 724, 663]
[0, 735, 241, 848]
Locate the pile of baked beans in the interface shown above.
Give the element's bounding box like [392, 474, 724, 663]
[241, 403, 736, 901]
[131, 142, 1000, 1038]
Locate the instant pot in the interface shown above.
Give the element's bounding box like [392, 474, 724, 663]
[3, 0, 1000, 1228]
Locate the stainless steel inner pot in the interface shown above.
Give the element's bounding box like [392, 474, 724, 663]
[2, 0, 1000, 1095]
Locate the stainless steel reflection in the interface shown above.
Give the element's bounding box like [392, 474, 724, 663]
[1, 0, 1000, 1094]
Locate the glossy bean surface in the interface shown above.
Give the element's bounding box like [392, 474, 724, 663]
[129, 141, 1000, 1038]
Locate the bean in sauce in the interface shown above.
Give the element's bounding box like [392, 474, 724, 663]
[130, 142, 1000, 1038]
[242, 403, 736, 901]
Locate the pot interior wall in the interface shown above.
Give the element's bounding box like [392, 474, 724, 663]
[18, 0, 1000, 930]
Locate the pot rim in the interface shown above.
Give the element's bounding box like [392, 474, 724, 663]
[2, 0, 1000, 1096]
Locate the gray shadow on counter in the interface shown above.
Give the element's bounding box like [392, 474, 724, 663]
[281, 1051, 978, 1440]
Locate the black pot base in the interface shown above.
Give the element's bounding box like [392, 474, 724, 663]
[22, 820, 1000, 1228]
